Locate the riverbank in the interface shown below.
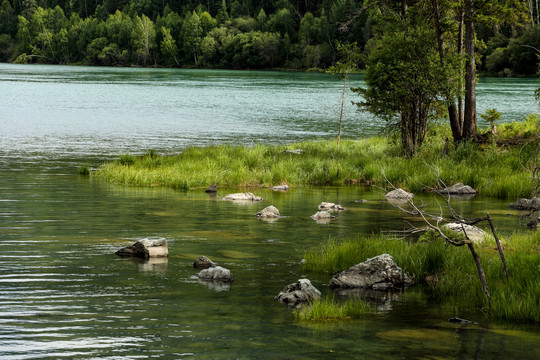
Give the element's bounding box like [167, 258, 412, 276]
[95, 118, 539, 200]
[301, 231, 540, 323]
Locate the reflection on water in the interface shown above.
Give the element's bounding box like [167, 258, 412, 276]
[0, 63, 538, 358]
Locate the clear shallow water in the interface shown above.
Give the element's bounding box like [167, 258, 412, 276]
[0, 64, 539, 359]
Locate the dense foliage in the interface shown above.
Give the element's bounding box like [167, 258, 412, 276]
[0, 0, 538, 73]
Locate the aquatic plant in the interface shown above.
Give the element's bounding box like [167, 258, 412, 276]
[77, 164, 90, 175]
[294, 296, 373, 321]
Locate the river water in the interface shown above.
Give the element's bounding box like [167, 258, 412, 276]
[0, 63, 539, 359]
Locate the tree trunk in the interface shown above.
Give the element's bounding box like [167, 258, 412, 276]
[432, 0, 462, 142]
[402, 0, 408, 17]
[402, 113, 414, 156]
[467, 242, 491, 303]
[486, 214, 509, 280]
[337, 73, 347, 147]
[458, 8, 465, 133]
[463, 0, 477, 140]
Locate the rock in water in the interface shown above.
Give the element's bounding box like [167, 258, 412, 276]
[275, 279, 321, 306]
[438, 182, 476, 195]
[444, 223, 487, 242]
[270, 184, 290, 191]
[193, 255, 216, 269]
[508, 197, 540, 211]
[329, 254, 412, 290]
[222, 192, 263, 201]
[115, 238, 168, 258]
[384, 188, 414, 200]
[318, 202, 346, 211]
[198, 266, 234, 282]
[256, 205, 280, 219]
[205, 181, 217, 193]
[310, 210, 335, 220]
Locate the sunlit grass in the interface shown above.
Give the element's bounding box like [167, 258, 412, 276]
[95, 120, 538, 199]
[294, 296, 374, 321]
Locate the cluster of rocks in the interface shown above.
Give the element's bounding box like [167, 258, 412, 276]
[276, 254, 412, 307]
[116, 241, 234, 286]
[508, 197, 540, 211]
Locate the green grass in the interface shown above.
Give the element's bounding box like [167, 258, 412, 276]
[95, 120, 538, 199]
[294, 296, 374, 321]
[77, 164, 90, 175]
[301, 231, 540, 322]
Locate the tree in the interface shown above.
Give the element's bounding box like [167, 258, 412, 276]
[0, 0, 18, 37]
[462, 0, 477, 140]
[328, 41, 360, 146]
[160, 26, 179, 65]
[355, 19, 459, 156]
[182, 11, 202, 64]
[132, 14, 156, 65]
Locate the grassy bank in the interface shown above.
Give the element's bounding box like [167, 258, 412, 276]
[95, 118, 538, 199]
[301, 231, 540, 323]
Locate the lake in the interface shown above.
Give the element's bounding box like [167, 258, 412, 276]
[0, 63, 539, 359]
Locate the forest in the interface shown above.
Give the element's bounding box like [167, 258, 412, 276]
[0, 0, 539, 75]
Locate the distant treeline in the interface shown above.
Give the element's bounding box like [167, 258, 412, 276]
[0, 0, 538, 74]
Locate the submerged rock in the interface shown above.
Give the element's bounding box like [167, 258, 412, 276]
[115, 238, 168, 258]
[198, 266, 234, 282]
[509, 197, 540, 211]
[438, 182, 476, 195]
[449, 317, 478, 325]
[275, 279, 321, 306]
[384, 188, 414, 201]
[329, 254, 412, 290]
[311, 210, 335, 222]
[444, 223, 487, 243]
[270, 184, 290, 191]
[193, 255, 216, 269]
[256, 205, 280, 219]
[205, 181, 217, 193]
[318, 202, 346, 211]
[222, 192, 263, 201]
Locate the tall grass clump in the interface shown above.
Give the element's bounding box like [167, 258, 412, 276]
[77, 164, 90, 175]
[294, 296, 373, 321]
[302, 231, 540, 322]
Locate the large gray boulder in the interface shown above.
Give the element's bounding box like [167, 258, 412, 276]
[256, 205, 280, 219]
[198, 266, 234, 282]
[318, 202, 346, 211]
[222, 192, 263, 201]
[275, 279, 321, 306]
[509, 197, 540, 211]
[385, 188, 414, 201]
[115, 238, 168, 258]
[193, 255, 216, 269]
[438, 182, 476, 195]
[329, 254, 412, 290]
[444, 223, 487, 243]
